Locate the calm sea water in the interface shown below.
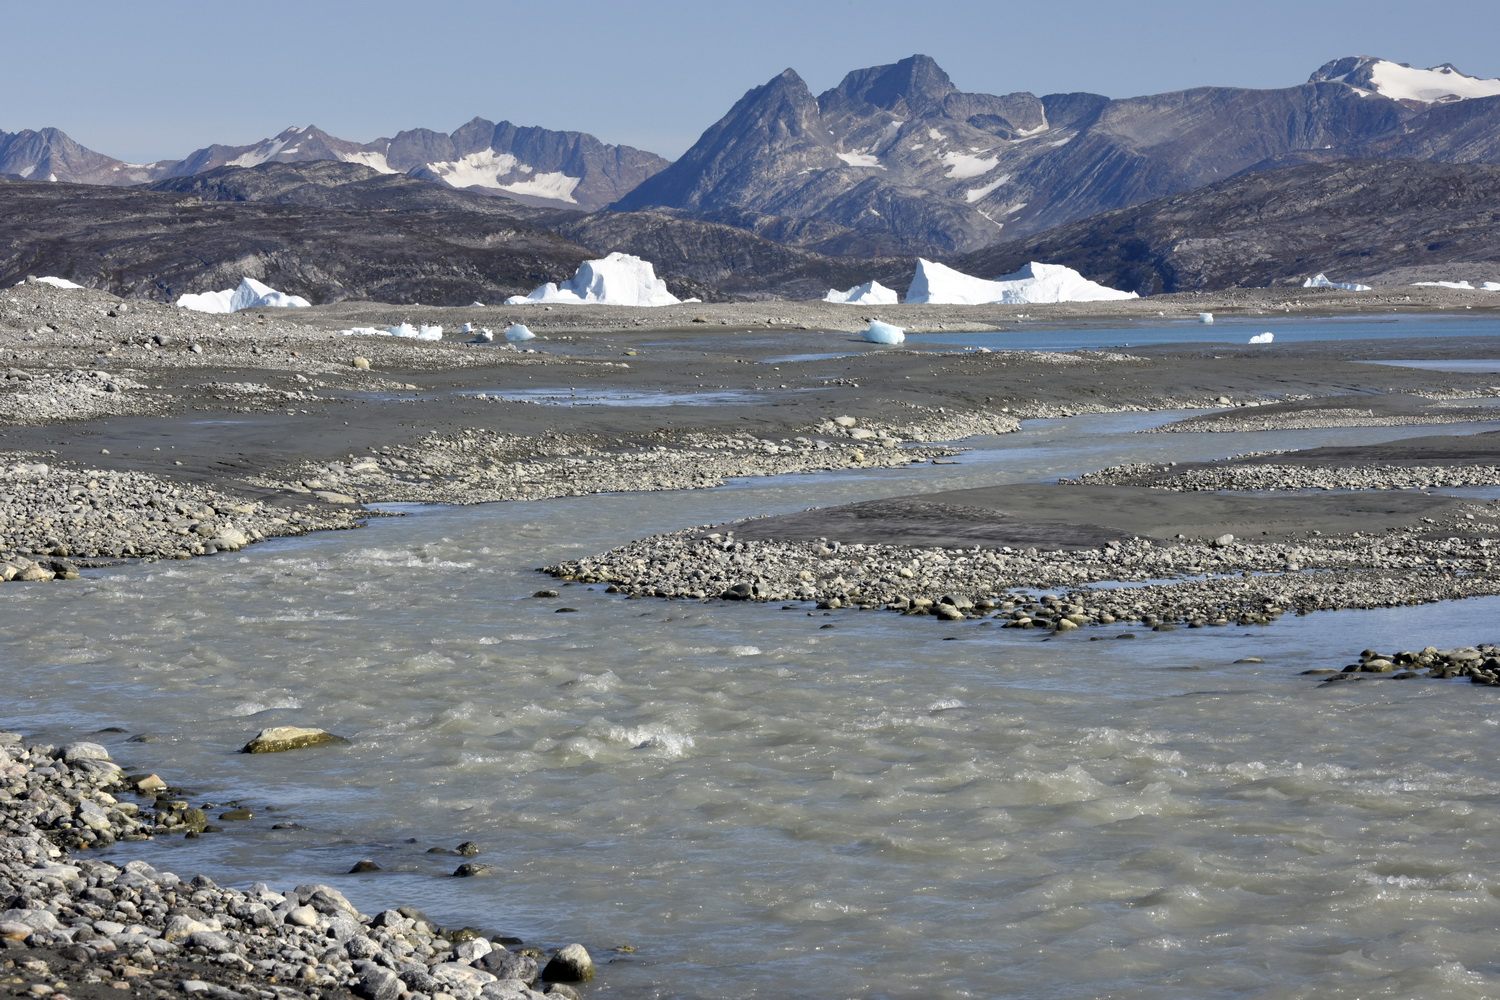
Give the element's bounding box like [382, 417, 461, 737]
[7, 400, 1500, 997]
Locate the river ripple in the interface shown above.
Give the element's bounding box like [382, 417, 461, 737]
[6, 411, 1500, 999]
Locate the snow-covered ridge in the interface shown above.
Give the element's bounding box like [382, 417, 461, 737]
[177, 277, 310, 313]
[1315, 57, 1500, 104]
[904, 260, 1136, 305]
[506, 253, 683, 307]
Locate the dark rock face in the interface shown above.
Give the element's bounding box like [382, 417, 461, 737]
[956, 159, 1500, 294]
[615, 54, 1500, 255]
[0, 119, 668, 212]
[0, 173, 596, 306]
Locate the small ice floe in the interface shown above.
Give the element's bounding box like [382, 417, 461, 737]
[1303, 273, 1371, 291]
[862, 320, 905, 344]
[340, 323, 443, 341]
[504, 323, 536, 342]
[473, 328, 495, 343]
[177, 276, 311, 313]
[1248, 332, 1274, 344]
[1198, 312, 1214, 324]
[824, 280, 900, 305]
[460, 322, 474, 334]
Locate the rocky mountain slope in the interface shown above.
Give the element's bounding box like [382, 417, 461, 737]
[0, 172, 606, 306]
[0, 118, 667, 211]
[616, 54, 1500, 255]
[954, 159, 1500, 294]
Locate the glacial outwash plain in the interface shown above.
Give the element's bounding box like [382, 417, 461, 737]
[10, 48, 1500, 1000]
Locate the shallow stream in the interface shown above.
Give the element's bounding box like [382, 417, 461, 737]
[7, 409, 1500, 998]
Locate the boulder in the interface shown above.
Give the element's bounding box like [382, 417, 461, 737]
[240, 726, 348, 754]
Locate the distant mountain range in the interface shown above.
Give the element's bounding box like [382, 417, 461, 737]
[4, 54, 1500, 301]
[0, 119, 667, 211]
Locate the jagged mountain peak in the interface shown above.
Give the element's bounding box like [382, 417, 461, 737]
[1310, 56, 1500, 104]
[819, 54, 956, 115]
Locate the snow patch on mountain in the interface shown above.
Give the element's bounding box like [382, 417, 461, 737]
[505, 253, 681, 306]
[823, 280, 899, 305]
[966, 174, 1011, 203]
[424, 149, 582, 203]
[177, 277, 311, 313]
[904, 260, 1137, 305]
[340, 150, 396, 174]
[837, 151, 883, 168]
[942, 150, 1000, 179]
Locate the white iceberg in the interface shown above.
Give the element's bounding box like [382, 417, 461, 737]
[177, 277, 311, 313]
[24, 276, 85, 290]
[1484, 282, 1500, 292]
[504, 323, 536, 342]
[474, 328, 495, 342]
[903, 259, 1137, 305]
[1198, 312, 1214, 324]
[861, 320, 905, 345]
[504, 252, 681, 307]
[1248, 332, 1274, 344]
[1303, 273, 1371, 292]
[1414, 280, 1476, 290]
[340, 323, 442, 341]
[824, 280, 900, 305]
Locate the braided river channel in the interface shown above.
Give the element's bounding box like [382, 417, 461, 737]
[9, 407, 1500, 999]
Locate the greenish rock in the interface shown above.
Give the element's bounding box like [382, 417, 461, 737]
[240, 726, 348, 754]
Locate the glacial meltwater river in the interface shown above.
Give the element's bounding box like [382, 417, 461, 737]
[9, 407, 1500, 998]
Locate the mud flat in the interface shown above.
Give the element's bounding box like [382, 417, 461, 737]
[4, 278, 1500, 577]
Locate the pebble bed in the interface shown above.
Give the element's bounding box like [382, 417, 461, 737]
[266, 406, 1022, 507]
[544, 502, 1500, 629]
[1068, 460, 1500, 491]
[0, 734, 594, 1000]
[0, 459, 361, 582]
[1311, 644, 1500, 685]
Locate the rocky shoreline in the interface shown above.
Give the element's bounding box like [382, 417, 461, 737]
[1, 734, 595, 1000]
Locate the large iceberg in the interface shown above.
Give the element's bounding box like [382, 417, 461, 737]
[178, 277, 311, 313]
[1303, 273, 1371, 291]
[505, 252, 682, 307]
[824, 280, 900, 305]
[903, 260, 1137, 305]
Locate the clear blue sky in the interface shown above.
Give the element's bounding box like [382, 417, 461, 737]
[4, 0, 1497, 163]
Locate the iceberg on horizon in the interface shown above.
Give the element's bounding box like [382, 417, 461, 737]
[505, 252, 682, 307]
[23, 276, 86, 290]
[340, 323, 442, 341]
[177, 277, 311, 314]
[903, 260, 1137, 305]
[1414, 280, 1476, 290]
[1303, 273, 1371, 292]
[824, 280, 900, 305]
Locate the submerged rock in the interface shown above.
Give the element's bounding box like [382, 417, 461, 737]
[239, 726, 348, 754]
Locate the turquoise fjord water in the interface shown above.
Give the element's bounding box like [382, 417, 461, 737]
[9, 406, 1500, 997]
